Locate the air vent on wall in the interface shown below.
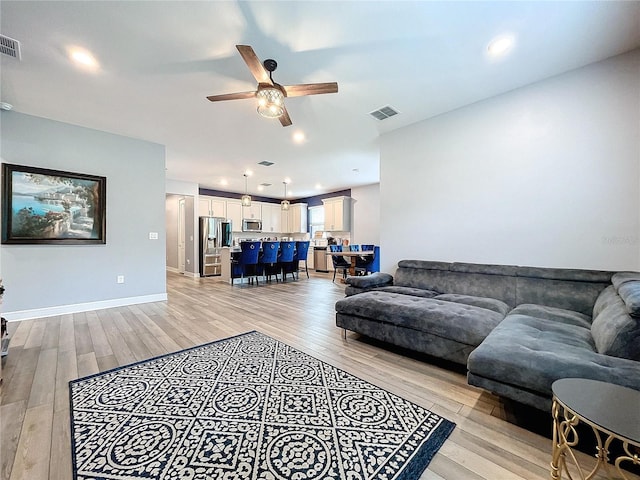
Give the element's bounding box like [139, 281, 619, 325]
[258, 160, 274, 166]
[0, 35, 21, 60]
[369, 105, 399, 121]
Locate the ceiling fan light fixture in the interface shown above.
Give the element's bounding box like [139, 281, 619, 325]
[256, 86, 284, 118]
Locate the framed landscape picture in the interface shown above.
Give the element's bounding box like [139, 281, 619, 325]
[1, 163, 106, 244]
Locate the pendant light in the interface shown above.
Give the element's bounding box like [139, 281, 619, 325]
[241, 173, 251, 207]
[281, 181, 290, 211]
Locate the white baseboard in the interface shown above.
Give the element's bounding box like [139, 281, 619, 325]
[166, 266, 199, 278]
[3, 293, 169, 322]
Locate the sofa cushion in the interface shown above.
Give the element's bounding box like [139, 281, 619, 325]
[468, 314, 640, 398]
[434, 294, 510, 316]
[375, 286, 439, 298]
[592, 285, 619, 317]
[509, 304, 591, 328]
[616, 280, 640, 318]
[335, 291, 504, 347]
[591, 289, 640, 361]
[345, 272, 393, 289]
[611, 272, 640, 290]
[392, 261, 519, 307]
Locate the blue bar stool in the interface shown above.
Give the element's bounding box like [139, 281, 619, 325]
[237, 241, 261, 285]
[294, 241, 310, 279]
[279, 241, 296, 281]
[260, 241, 280, 282]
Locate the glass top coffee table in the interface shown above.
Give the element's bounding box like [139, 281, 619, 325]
[551, 378, 640, 480]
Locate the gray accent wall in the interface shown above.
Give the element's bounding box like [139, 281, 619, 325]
[0, 112, 167, 317]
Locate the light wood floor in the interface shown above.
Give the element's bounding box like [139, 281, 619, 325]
[1, 271, 635, 480]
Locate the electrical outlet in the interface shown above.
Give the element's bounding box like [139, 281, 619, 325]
[117, 275, 125, 284]
[149, 232, 159, 240]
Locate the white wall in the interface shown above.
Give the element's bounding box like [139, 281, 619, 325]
[380, 49, 640, 273]
[351, 183, 380, 246]
[1, 112, 167, 319]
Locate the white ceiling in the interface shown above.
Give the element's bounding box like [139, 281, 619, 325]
[2, 1, 639, 199]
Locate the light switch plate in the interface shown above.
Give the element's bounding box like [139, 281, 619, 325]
[149, 232, 159, 240]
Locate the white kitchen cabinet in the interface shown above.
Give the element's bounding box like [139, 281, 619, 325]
[288, 203, 308, 233]
[262, 204, 282, 233]
[280, 209, 290, 233]
[226, 200, 243, 231]
[243, 203, 262, 220]
[322, 197, 350, 231]
[198, 196, 226, 218]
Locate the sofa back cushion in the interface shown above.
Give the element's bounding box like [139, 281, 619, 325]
[394, 260, 518, 307]
[394, 260, 613, 313]
[515, 267, 612, 316]
[591, 283, 640, 361]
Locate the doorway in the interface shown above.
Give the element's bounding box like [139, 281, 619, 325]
[178, 197, 186, 274]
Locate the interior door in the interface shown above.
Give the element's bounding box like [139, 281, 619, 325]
[178, 198, 186, 273]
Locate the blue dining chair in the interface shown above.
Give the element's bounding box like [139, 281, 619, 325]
[294, 241, 310, 279]
[329, 244, 350, 282]
[259, 241, 280, 282]
[279, 241, 296, 281]
[356, 244, 377, 275]
[236, 241, 261, 285]
[349, 244, 360, 251]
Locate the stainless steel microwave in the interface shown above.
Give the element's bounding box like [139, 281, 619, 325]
[242, 218, 262, 232]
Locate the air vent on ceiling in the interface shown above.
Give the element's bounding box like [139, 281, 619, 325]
[260, 182, 272, 187]
[369, 105, 399, 121]
[0, 35, 21, 60]
[258, 160, 274, 166]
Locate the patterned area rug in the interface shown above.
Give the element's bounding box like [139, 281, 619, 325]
[69, 331, 455, 479]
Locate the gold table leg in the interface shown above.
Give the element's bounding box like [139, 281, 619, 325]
[551, 398, 640, 480]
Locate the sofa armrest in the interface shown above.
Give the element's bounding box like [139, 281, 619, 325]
[345, 272, 393, 289]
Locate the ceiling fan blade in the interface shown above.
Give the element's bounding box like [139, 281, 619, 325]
[206, 91, 256, 102]
[279, 106, 292, 127]
[236, 45, 271, 84]
[283, 82, 338, 97]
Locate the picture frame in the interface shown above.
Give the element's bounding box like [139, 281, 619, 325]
[1, 163, 106, 244]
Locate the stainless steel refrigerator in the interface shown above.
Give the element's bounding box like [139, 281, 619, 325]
[199, 217, 232, 277]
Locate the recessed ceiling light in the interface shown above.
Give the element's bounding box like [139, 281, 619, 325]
[487, 35, 514, 58]
[68, 47, 99, 70]
[293, 131, 305, 143]
[284, 177, 291, 184]
[244, 169, 253, 176]
[257, 185, 264, 192]
[315, 183, 322, 190]
[219, 179, 228, 186]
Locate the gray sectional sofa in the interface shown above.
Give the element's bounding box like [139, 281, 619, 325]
[335, 260, 640, 410]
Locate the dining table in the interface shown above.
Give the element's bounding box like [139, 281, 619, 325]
[326, 250, 374, 278]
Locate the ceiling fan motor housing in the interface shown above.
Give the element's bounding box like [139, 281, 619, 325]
[263, 59, 277, 72]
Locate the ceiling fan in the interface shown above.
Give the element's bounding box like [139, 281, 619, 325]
[206, 45, 338, 127]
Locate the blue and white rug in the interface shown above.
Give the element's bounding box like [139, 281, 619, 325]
[69, 331, 455, 479]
